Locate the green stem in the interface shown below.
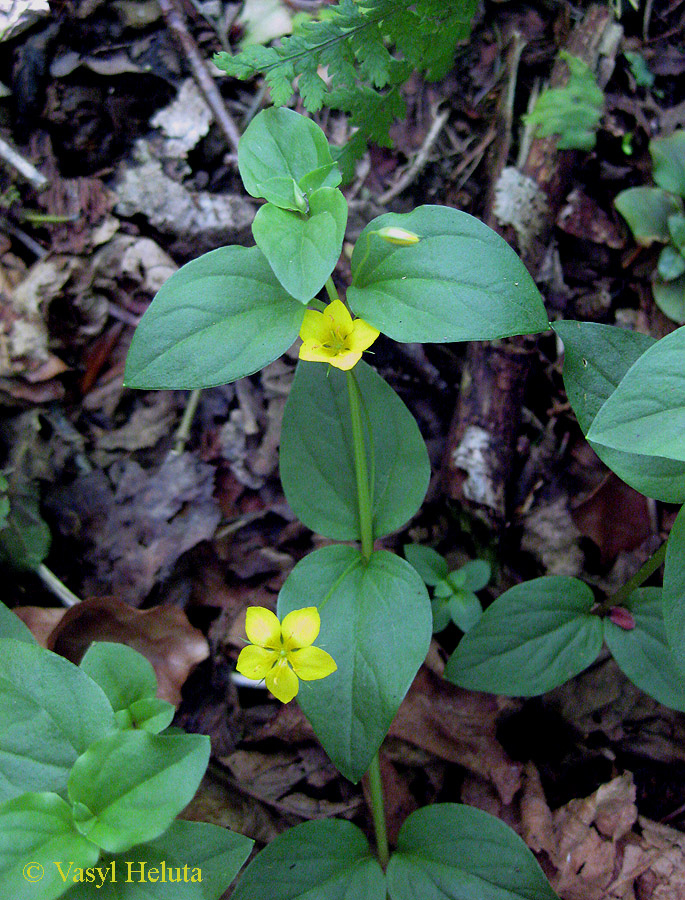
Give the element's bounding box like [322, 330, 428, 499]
[324, 276, 339, 303]
[346, 370, 374, 560]
[172, 388, 202, 455]
[367, 753, 390, 868]
[601, 540, 668, 612]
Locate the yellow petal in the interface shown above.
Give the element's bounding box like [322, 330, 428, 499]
[265, 659, 299, 703]
[347, 319, 380, 352]
[244, 607, 281, 649]
[299, 340, 337, 364]
[236, 645, 277, 680]
[327, 350, 362, 371]
[289, 646, 337, 681]
[299, 309, 330, 343]
[324, 299, 353, 335]
[281, 607, 320, 650]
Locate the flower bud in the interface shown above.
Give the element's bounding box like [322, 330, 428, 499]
[375, 226, 420, 246]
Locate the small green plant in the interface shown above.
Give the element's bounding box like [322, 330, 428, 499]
[6, 107, 685, 897]
[404, 544, 490, 633]
[0, 603, 252, 899]
[214, 0, 478, 178]
[615, 130, 685, 322]
[525, 50, 604, 151]
[115, 106, 685, 897]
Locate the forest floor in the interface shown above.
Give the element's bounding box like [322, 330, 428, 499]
[2, 1, 685, 897]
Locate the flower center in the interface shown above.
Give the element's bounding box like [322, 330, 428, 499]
[323, 327, 348, 354]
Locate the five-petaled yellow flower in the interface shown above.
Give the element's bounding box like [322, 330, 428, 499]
[298, 299, 379, 371]
[236, 606, 337, 703]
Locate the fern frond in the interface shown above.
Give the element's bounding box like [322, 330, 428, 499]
[214, 0, 478, 176]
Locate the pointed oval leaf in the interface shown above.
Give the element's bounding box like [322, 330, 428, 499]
[387, 804, 559, 900]
[444, 576, 603, 696]
[605, 588, 685, 711]
[614, 187, 682, 246]
[448, 591, 483, 632]
[238, 108, 341, 207]
[403, 544, 448, 586]
[653, 272, 685, 323]
[0, 602, 36, 644]
[658, 244, 685, 281]
[232, 819, 385, 900]
[347, 206, 548, 343]
[586, 326, 685, 462]
[80, 642, 157, 713]
[124, 246, 305, 389]
[663, 503, 685, 674]
[0, 793, 99, 900]
[278, 546, 431, 782]
[0, 640, 115, 802]
[64, 820, 253, 900]
[280, 361, 430, 541]
[553, 320, 685, 502]
[252, 187, 347, 302]
[650, 130, 685, 197]
[68, 731, 210, 852]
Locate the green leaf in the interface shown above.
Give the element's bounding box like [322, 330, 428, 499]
[124, 246, 305, 390]
[280, 361, 430, 542]
[80, 642, 157, 712]
[624, 51, 654, 88]
[614, 187, 682, 246]
[431, 599, 452, 632]
[663, 503, 685, 674]
[0, 602, 36, 644]
[0, 640, 115, 802]
[658, 244, 685, 281]
[669, 213, 685, 252]
[0, 793, 99, 900]
[68, 731, 210, 853]
[127, 698, 175, 733]
[403, 544, 448, 586]
[553, 320, 685, 502]
[278, 545, 431, 782]
[458, 560, 492, 592]
[448, 590, 483, 633]
[524, 51, 603, 151]
[444, 576, 603, 696]
[650, 130, 685, 197]
[605, 588, 685, 712]
[251, 187, 347, 302]
[0, 482, 50, 571]
[586, 326, 685, 461]
[348, 206, 548, 343]
[387, 804, 559, 900]
[232, 819, 385, 900]
[61, 821, 252, 899]
[653, 273, 685, 323]
[238, 108, 340, 206]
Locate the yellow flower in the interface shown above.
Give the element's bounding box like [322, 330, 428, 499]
[374, 226, 420, 246]
[236, 606, 337, 703]
[298, 299, 379, 371]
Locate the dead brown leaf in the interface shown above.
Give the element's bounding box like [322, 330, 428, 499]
[389, 666, 523, 805]
[46, 452, 221, 604]
[47, 595, 209, 705]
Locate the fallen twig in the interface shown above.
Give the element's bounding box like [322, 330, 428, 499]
[157, 0, 241, 154]
[377, 106, 450, 205]
[0, 134, 48, 190]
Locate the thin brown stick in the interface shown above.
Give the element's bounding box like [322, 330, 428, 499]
[157, 0, 241, 153]
[0, 135, 48, 190]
